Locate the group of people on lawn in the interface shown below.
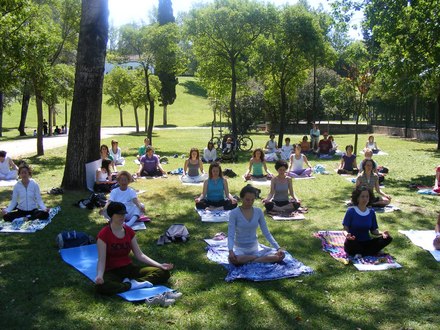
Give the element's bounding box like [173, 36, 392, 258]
[1, 130, 438, 303]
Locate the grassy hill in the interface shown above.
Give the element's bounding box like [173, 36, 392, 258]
[1, 76, 213, 138]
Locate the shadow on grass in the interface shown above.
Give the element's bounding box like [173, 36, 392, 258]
[180, 80, 207, 98]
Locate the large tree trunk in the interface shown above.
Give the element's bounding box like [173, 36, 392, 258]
[163, 104, 167, 126]
[64, 100, 68, 127]
[62, 0, 109, 190]
[18, 89, 31, 136]
[143, 64, 155, 144]
[48, 104, 54, 136]
[35, 89, 44, 155]
[144, 103, 148, 132]
[0, 92, 4, 137]
[133, 106, 139, 132]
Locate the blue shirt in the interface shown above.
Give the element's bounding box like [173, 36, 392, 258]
[342, 207, 378, 242]
[206, 178, 225, 201]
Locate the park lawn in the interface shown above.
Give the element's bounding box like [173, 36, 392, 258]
[1, 132, 440, 329]
[0, 76, 213, 140]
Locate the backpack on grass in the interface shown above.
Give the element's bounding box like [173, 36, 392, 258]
[56, 230, 95, 249]
[166, 224, 190, 242]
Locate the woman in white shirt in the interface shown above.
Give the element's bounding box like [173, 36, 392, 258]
[202, 141, 219, 163]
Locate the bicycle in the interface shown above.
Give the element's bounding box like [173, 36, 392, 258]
[210, 129, 253, 152]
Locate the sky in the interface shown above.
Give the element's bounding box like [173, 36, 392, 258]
[108, 0, 363, 39]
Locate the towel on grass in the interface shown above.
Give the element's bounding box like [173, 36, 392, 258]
[179, 175, 205, 186]
[0, 206, 61, 233]
[314, 230, 402, 271]
[0, 179, 17, 187]
[59, 244, 171, 301]
[196, 207, 230, 222]
[398, 230, 440, 261]
[268, 213, 306, 221]
[359, 151, 388, 156]
[205, 239, 313, 282]
[417, 189, 439, 196]
[242, 176, 272, 186]
[291, 176, 315, 180]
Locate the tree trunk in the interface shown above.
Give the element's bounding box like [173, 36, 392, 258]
[62, 0, 109, 190]
[143, 64, 155, 144]
[163, 104, 167, 126]
[65, 100, 68, 127]
[277, 84, 287, 148]
[353, 94, 363, 155]
[0, 92, 3, 137]
[133, 106, 139, 132]
[118, 106, 124, 126]
[144, 103, 148, 132]
[35, 89, 44, 156]
[52, 104, 57, 126]
[48, 104, 54, 136]
[230, 58, 238, 137]
[18, 89, 31, 136]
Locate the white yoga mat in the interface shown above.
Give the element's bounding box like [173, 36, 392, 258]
[399, 230, 440, 261]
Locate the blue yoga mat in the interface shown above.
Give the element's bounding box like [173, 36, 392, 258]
[59, 244, 171, 301]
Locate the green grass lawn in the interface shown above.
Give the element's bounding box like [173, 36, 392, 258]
[1, 132, 440, 329]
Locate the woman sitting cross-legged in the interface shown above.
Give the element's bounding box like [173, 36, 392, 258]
[287, 144, 312, 178]
[109, 139, 125, 166]
[355, 159, 391, 207]
[337, 145, 358, 175]
[2, 164, 49, 221]
[94, 159, 117, 193]
[182, 148, 208, 183]
[195, 163, 237, 211]
[228, 185, 285, 266]
[244, 148, 272, 181]
[343, 186, 392, 257]
[101, 171, 145, 227]
[263, 160, 301, 214]
[95, 202, 180, 305]
[202, 141, 220, 163]
[137, 146, 166, 178]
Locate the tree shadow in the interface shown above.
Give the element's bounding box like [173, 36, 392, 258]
[180, 80, 208, 98]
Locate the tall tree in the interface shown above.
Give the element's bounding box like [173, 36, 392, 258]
[157, 0, 178, 126]
[62, 0, 109, 190]
[104, 66, 132, 127]
[186, 0, 270, 137]
[255, 5, 326, 147]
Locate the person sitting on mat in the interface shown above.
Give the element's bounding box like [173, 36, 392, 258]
[364, 135, 380, 154]
[109, 139, 125, 166]
[343, 186, 392, 257]
[0, 150, 19, 180]
[195, 162, 237, 210]
[244, 148, 272, 181]
[100, 171, 145, 227]
[264, 134, 279, 162]
[137, 146, 166, 178]
[287, 144, 312, 178]
[100, 144, 116, 173]
[300, 135, 311, 154]
[94, 159, 117, 193]
[137, 137, 151, 160]
[337, 145, 358, 175]
[317, 131, 334, 156]
[95, 201, 179, 304]
[182, 148, 207, 183]
[358, 148, 388, 184]
[433, 213, 440, 250]
[2, 163, 49, 221]
[228, 185, 285, 266]
[263, 160, 301, 214]
[202, 141, 219, 163]
[280, 137, 293, 161]
[355, 159, 391, 207]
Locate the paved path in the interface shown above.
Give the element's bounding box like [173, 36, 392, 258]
[1, 126, 209, 158]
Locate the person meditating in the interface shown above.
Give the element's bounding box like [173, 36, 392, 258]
[94, 159, 116, 193]
[195, 163, 237, 210]
[202, 141, 219, 163]
[182, 148, 207, 183]
[337, 145, 358, 175]
[2, 164, 49, 221]
[264, 134, 279, 162]
[343, 186, 392, 257]
[137, 146, 166, 178]
[287, 144, 312, 178]
[280, 137, 293, 161]
[0, 150, 18, 180]
[137, 137, 151, 160]
[228, 185, 285, 266]
[355, 159, 391, 207]
[263, 160, 301, 214]
[317, 131, 334, 156]
[244, 148, 272, 181]
[95, 202, 180, 305]
[364, 135, 380, 153]
[101, 171, 145, 227]
[109, 140, 125, 166]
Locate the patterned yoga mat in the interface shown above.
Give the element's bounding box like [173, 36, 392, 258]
[314, 230, 402, 271]
[0, 206, 61, 233]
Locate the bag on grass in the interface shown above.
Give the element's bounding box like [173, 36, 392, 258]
[166, 224, 190, 242]
[56, 230, 95, 249]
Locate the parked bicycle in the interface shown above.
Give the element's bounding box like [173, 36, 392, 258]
[210, 129, 253, 152]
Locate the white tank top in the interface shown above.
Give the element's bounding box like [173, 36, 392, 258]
[292, 154, 304, 171]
